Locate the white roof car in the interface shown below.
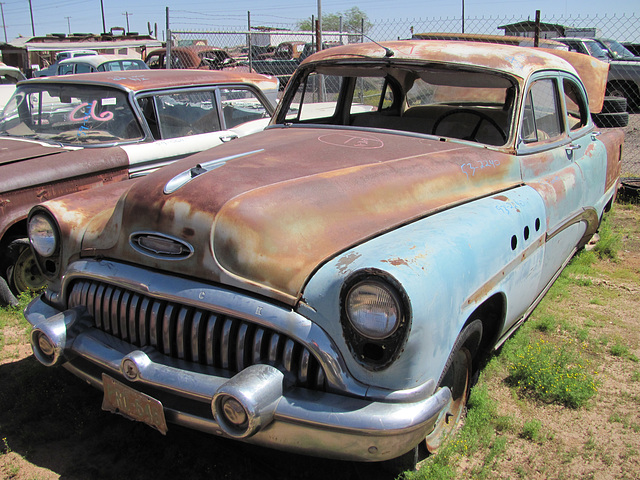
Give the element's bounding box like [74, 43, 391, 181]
[0, 64, 26, 109]
[57, 54, 149, 75]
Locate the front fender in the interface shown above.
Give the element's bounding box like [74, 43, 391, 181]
[299, 186, 548, 391]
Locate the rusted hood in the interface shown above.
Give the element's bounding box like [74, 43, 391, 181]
[0, 137, 72, 167]
[80, 127, 522, 304]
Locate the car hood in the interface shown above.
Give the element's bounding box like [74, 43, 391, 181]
[75, 127, 522, 304]
[0, 136, 74, 167]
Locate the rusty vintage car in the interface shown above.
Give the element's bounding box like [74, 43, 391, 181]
[145, 47, 248, 71]
[0, 69, 278, 304]
[24, 41, 623, 470]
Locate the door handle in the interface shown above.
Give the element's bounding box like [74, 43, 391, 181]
[565, 143, 581, 154]
[220, 134, 238, 143]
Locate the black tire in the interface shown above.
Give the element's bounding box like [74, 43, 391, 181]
[0, 276, 18, 307]
[425, 319, 483, 453]
[592, 111, 629, 128]
[6, 238, 47, 295]
[600, 96, 627, 113]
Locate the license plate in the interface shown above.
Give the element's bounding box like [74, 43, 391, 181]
[102, 374, 168, 434]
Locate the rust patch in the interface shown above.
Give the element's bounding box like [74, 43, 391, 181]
[381, 258, 409, 267]
[335, 252, 362, 275]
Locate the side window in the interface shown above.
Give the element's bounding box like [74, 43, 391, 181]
[146, 54, 163, 69]
[284, 72, 344, 122]
[521, 79, 563, 144]
[219, 88, 270, 129]
[351, 77, 393, 114]
[75, 63, 92, 74]
[58, 64, 74, 75]
[562, 79, 588, 131]
[154, 90, 221, 139]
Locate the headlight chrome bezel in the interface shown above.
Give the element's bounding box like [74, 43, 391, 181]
[28, 212, 59, 258]
[341, 271, 411, 371]
[27, 209, 61, 280]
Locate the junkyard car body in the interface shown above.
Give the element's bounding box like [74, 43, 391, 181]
[25, 41, 623, 464]
[145, 47, 248, 71]
[0, 63, 26, 109]
[0, 69, 277, 300]
[56, 54, 149, 75]
[555, 37, 640, 109]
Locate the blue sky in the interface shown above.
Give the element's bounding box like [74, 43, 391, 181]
[1, 0, 638, 43]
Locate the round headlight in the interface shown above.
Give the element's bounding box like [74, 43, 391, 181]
[346, 280, 402, 339]
[28, 213, 58, 257]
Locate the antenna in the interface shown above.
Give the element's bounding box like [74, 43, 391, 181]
[362, 34, 394, 57]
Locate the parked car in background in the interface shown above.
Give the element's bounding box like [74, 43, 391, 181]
[0, 63, 26, 109]
[57, 54, 148, 75]
[555, 37, 640, 110]
[248, 42, 339, 87]
[36, 49, 98, 77]
[255, 41, 307, 60]
[623, 42, 640, 57]
[597, 38, 640, 61]
[24, 40, 623, 473]
[0, 69, 277, 305]
[145, 47, 247, 71]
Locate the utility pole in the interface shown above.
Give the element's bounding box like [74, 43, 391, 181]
[100, 0, 106, 33]
[122, 11, 132, 33]
[28, 0, 35, 36]
[0, 3, 7, 43]
[65, 16, 71, 35]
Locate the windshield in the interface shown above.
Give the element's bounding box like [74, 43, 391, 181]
[278, 64, 516, 147]
[0, 83, 143, 145]
[598, 39, 636, 59]
[583, 40, 611, 59]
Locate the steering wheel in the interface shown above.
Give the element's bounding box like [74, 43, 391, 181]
[432, 108, 507, 144]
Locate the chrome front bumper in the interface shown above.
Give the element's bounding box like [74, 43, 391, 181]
[25, 295, 449, 462]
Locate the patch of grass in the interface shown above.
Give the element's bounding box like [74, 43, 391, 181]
[532, 314, 555, 333]
[610, 342, 630, 357]
[506, 339, 599, 408]
[593, 213, 621, 260]
[521, 419, 543, 442]
[631, 370, 640, 382]
[589, 297, 605, 306]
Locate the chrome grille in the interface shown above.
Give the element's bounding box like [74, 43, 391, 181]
[68, 279, 326, 390]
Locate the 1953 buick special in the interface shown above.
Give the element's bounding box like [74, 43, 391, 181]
[24, 40, 624, 470]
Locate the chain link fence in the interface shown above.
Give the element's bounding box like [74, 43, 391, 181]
[167, 13, 640, 181]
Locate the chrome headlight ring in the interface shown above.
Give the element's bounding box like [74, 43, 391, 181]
[27, 209, 61, 279]
[28, 212, 58, 257]
[341, 271, 411, 370]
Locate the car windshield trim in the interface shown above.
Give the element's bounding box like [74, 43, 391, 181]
[0, 83, 143, 146]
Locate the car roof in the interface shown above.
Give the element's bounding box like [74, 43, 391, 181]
[412, 33, 568, 50]
[303, 40, 578, 80]
[58, 54, 144, 67]
[19, 69, 278, 93]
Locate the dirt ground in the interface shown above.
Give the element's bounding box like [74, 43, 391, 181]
[1, 152, 639, 480]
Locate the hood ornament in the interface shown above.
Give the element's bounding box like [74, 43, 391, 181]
[164, 149, 264, 194]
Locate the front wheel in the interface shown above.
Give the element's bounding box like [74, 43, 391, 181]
[6, 239, 47, 295]
[383, 320, 482, 474]
[425, 319, 482, 453]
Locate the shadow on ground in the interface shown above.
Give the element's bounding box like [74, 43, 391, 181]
[0, 356, 399, 480]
